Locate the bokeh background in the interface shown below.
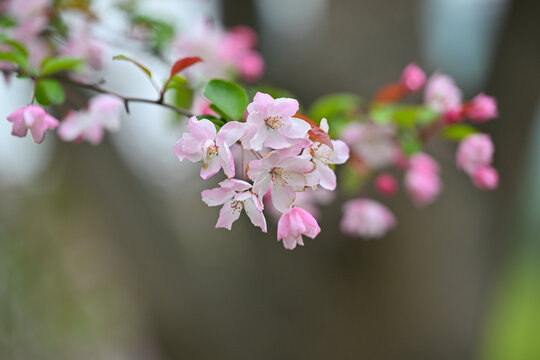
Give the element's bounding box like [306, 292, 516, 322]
[1, 0, 540, 359]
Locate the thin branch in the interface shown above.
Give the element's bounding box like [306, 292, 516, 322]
[56, 75, 194, 117]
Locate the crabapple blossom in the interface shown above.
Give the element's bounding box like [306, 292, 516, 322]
[242, 92, 311, 151]
[264, 187, 335, 220]
[340, 198, 396, 239]
[472, 165, 499, 190]
[247, 145, 315, 213]
[58, 95, 123, 145]
[304, 118, 350, 190]
[400, 63, 426, 93]
[405, 153, 442, 207]
[174, 20, 264, 85]
[174, 117, 243, 179]
[277, 207, 321, 250]
[425, 72, 462, 122]
[341, 123, 398, 169]
[201, 179, 266, 231]
[466, 93, 498, 123]
[7, 105, 59, 143]
[375, 173, 398, 196]
[61, 24, 105, 71]
[456, 134, 495, 175]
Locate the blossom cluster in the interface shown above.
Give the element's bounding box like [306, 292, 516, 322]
[174, 92, 349, 249]
[1, 1, 501, 250]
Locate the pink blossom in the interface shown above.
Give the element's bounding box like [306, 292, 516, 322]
[58, 95, 123, 145]
[304, 118, 350, 190]
[341, 123, 398, 169]
[471, 165, 498, 190]
[375, 173, 398, 196]
[456, 134, 494, 175]
[409, 152, 440, 174]
[239, 51, 264, 82]
[174, 21, 264, 84]
[400, 63, 426, 93]
[7, 105, 59, 143]
[242, 92, 311, 151]
[466, 93, 498, 123]
[425, 73, 462, 118]
[340, 198, 396, 239]
[247, 145, 315, 213]
[174, 117, 243, 179]
[201, 179, 266, 231]
[405, 153, 442, 207]
[61, 24, 105, 70]
[277, 207, 321, 250]
[264, 187, 335, 221]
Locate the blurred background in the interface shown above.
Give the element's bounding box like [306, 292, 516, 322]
[1, 0, 540, 359]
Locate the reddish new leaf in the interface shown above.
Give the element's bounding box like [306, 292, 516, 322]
[295, 112, 333, 149]
[373, 82, 406, 103]
[170, 56, 203, 78]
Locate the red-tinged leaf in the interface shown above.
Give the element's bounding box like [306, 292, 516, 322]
[373, 83, 406, 103]
[170, 56, 203, 78]
[294, 112, 333, 149]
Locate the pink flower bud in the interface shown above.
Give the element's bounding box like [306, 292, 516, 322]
[456, 134, 494, 175]
[239, 51, 264, 82]
[442, 105, 464, 124]
[405, 153, 442, 207]
[472, 165, 498, 190]
[277, 207, 321, 250]
[7, 105, 59, 143]
[466, 93, 498, 122]
[340, 198, 396, 238]
[400, 63, 426, 93]
[375, 173, 398, 196]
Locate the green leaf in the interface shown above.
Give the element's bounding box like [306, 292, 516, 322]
[0, 51, 28, 69]
[41, 57, 85, 75]
[442, 124, 479, 141]
[0, 16, 17, 28]
[196, 115, 226, 129]
[35, 78, 65, 106]
[309, 93, 361, 121]
[0, 36, 29, 70]
[371, 105, 396, 125]
[203, 79, 248, 121]
[165, 76, 193, 112]
[309, 93, 361, 137]
[399, 132, 423, 156]
[0, 36, 27, 58]
[112, 54, 152, 78]
[416, 106, 440, 125]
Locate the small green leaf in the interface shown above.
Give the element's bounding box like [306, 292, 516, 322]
[309, 93, 361, 121]
[197, 115, 226, 129]
[203, 79, 248, 121]
[371, 105, 396, 125]
[442, 124, 479, 141]
[0, 16, 17, 28]
[35, 78, 65, 106]
[416, 106, 440, 125]
[0, 51, 28, 69]
[112, 54, 152, 78]
[399, 132, 423, 156]
[41, 57, 84, 75]
[165, 76, 193, 111]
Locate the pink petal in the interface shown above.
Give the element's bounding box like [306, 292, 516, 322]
[271, 182, 296, 213]
[200, 156, 221, 179]
[216, 199, 243, 230]
[244, 196, 267, 232]
[201, 187, 234, 206]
